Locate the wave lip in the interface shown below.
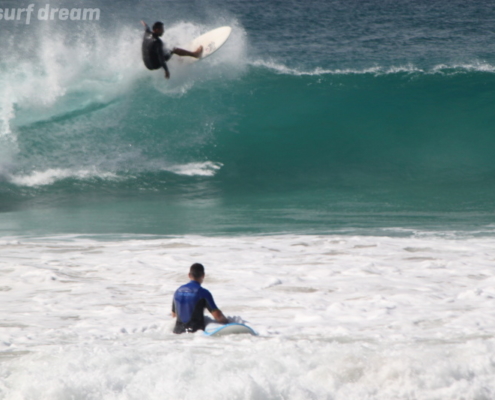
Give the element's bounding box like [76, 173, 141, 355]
[250, 59, 495, 76]
[250, 59, 425, 76]
[432, 61, 495, 73]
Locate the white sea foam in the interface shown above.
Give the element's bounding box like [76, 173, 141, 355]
[0, 234, 494, 399]
[250, 59, 425, 76]
[250, 59, 363, 76]
[0, 25, 146, 136]
[432, 61, 495, 73]
[251, 58, 495, 77]
[8, 168, 120, 187]
[7, 161, 223, 187]
[165, 161, 223, 177]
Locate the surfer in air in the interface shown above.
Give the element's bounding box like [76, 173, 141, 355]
[141, 20, 203, 79]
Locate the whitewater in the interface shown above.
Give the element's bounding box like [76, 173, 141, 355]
[2, 0, 495, 398]
[1, 234, 495, 399]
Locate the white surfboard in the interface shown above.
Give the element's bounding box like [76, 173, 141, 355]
[181, 26, 232, 64]
[204, 322, 257, 337]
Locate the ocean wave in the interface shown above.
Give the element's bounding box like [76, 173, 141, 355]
[2, 35, 495, 197]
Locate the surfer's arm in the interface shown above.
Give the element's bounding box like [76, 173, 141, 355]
[204, 290, 227, 323]
[211, 309, 228, 324]
[141, 20, 151, 33]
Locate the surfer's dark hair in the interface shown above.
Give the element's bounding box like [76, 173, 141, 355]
[152, 21, 164, 30]
[190, 263, 205, 279]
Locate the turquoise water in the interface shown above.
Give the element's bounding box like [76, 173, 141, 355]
[1, 0, 495, 235]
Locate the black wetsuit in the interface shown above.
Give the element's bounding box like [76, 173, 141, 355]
[142, 24, 171, 74]
[172, 280, 220, 334]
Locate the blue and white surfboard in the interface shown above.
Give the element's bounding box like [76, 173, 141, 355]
[204, 322, 258, 337]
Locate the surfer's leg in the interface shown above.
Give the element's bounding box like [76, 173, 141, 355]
[172, 46, 203, 58]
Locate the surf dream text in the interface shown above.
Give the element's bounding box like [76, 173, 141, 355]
[0, 4, 101, 24]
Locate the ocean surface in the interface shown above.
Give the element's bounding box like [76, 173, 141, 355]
[1, 0, 495, 398]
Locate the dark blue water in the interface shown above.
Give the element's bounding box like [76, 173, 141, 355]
[1, 0, 495, 235]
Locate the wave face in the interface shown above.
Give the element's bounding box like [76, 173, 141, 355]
[216, 66, 495, 184]
[1, 0, 495, 234]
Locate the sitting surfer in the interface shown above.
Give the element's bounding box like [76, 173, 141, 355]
[141, 20, 203, 79]
[172, 263, 228, 334]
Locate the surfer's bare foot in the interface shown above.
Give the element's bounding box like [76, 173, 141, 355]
[193, 46, 203, 58]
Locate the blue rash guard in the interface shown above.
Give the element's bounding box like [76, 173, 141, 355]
[172, 280, 219, 334]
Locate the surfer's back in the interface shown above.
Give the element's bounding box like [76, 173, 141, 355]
[141, 30, 161, 70]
